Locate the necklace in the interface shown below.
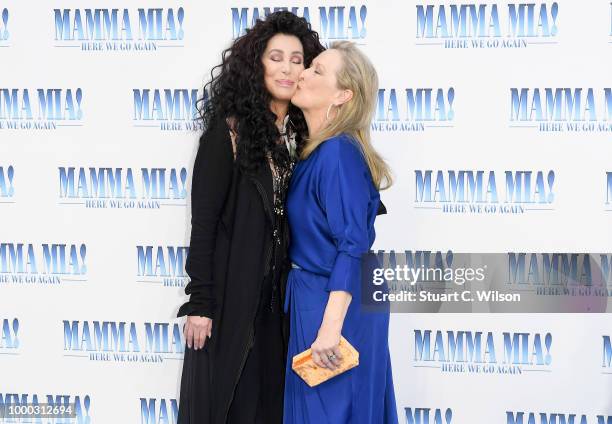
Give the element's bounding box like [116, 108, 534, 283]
[269, 118, 296, 245]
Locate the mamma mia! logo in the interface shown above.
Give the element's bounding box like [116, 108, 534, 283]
[413, 329, 552, 374]
[506, 411, 612, 424]
[0, 393, 91, 423]
[133, 89, 204, 131]
[414, 170, 555, 214]
[510, 88, 612, 132]
[507, 253, 611, 297]
[405, 407, 453, 424]
[63, 320, 184, 363]
[54, 8, 185, 51]
[0, 88, 84, 130]
[0, 243, 87, 285]
[0, 318, 20, 355]
[0, 8, 9, 46]
[231, 6, 367, 44]
[373, 88, 455, 132]
[141, 398, 178, 424]
[58, 167, 188, 209]
[416, 2, 559, 49]
[0, 166, 14, 203]
[137, 246, 189, 287]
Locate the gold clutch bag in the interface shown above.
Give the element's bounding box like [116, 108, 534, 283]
[291, 336, 359, 387]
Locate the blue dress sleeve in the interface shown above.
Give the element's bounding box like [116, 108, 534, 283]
[319, 138, 372, 298]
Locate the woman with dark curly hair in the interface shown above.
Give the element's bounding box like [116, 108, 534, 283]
[175, 11, 324, 424]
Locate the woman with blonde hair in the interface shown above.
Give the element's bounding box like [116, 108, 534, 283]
[283, 41, 398, 423]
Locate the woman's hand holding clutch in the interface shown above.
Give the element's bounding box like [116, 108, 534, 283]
[293, 294, 358, 387]
[293, 335, 359, 387]
[311, 321, 343, 370]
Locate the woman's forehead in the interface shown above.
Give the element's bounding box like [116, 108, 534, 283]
[313, 49, 341, 68]
[266, 33, 303, 52]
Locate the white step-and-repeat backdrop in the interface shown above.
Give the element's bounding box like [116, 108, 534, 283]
[1, 1, 612, 423]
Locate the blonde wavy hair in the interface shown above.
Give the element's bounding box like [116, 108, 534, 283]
[300, 41, 392, 190]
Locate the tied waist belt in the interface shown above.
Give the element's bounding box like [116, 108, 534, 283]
[285, 262, 330, 312]
[284, 262, 302, 313]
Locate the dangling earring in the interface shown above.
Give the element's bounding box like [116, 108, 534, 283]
[326, 103, 338, 121]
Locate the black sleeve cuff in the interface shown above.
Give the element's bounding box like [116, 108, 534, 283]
[176, 280, 216, 318]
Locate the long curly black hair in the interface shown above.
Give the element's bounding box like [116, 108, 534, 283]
[198, 11, 325, 173]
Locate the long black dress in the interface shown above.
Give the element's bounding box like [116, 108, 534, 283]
[177, 116, 296, 424]
[226, 120, 295, 423]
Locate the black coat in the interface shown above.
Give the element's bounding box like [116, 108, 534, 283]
[176, 117, 289, 424]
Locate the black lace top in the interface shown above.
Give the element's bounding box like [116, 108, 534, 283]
[266, 117, 297, 312]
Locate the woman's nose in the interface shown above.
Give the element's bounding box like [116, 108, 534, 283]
[281, 60, 291, 74]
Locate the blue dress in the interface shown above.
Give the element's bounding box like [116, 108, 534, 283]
[283, 134, 398, 424]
